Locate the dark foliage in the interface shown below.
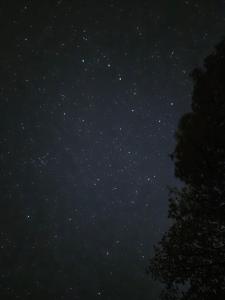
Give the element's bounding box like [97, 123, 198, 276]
[149, 39, 225, 299]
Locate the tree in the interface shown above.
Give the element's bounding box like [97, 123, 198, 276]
[149, 38, 225, 299]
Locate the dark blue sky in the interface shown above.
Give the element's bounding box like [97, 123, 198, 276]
[1, 1, 225, 299]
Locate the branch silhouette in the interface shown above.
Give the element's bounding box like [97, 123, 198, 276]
[149, 38, 225, 300]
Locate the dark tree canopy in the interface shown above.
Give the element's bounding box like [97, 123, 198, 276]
[149, 39, 225, 299]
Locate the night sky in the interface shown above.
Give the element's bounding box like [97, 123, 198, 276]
[1, 1, 225, 299]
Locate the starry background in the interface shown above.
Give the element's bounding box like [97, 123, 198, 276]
[1, 1, 225, 299]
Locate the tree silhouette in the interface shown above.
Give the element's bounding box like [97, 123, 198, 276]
[149, 38, 225, 299]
